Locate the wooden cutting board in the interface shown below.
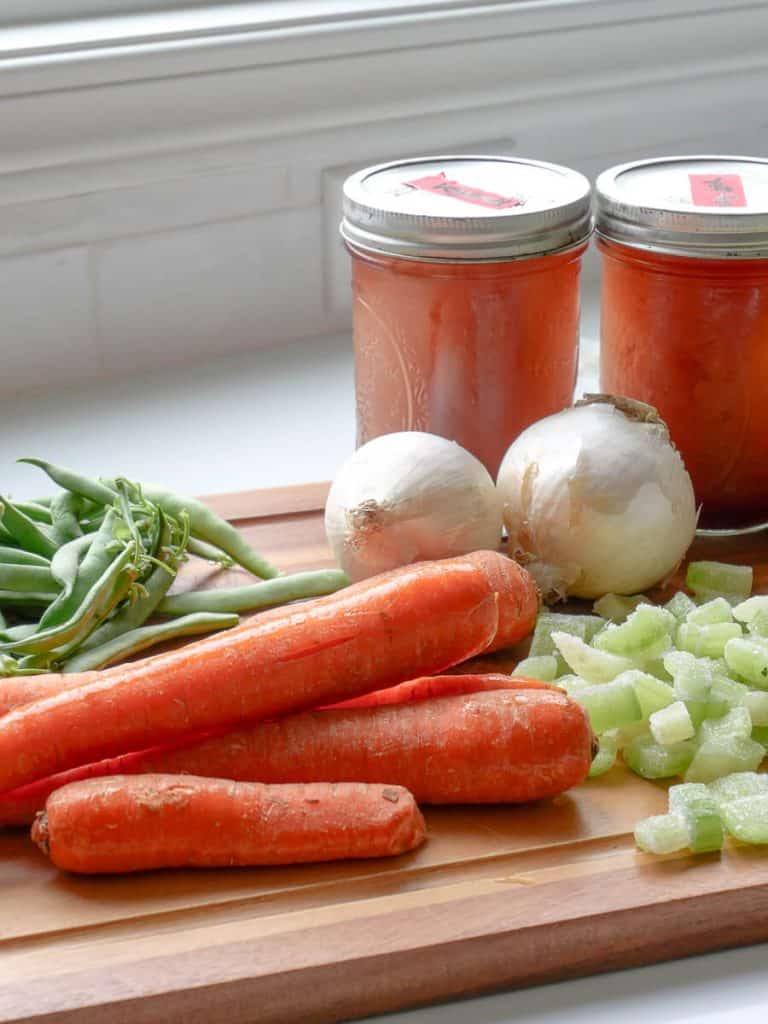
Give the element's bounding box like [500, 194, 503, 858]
[2, 482, 768, 1024]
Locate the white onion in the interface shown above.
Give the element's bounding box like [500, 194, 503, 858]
[325, 432, 502, 581]
[496, 396, 697, 600]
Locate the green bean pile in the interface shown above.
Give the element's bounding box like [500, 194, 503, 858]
[0, 459, 349, 676]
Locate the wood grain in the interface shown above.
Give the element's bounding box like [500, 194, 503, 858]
[1, 485, 768, 1024]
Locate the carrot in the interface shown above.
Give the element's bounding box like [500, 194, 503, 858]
[0, 682, 591, 826]
[124, 688, 593, 804]
[466, 551, 539, 652]
[0, 552, 527, 793]
[31, 776, 426, 874]
[323, 673, 552, 710]
[0, 672, 98, 717]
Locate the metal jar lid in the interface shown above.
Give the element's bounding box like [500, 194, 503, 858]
[340, 155, 592, 262]
[595, 155, 768, 259]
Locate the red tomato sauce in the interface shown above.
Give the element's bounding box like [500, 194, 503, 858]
[599, 238, 768, 526]
[349, 244, 586, 478]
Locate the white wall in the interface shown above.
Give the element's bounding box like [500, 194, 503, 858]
[0, 0, 766, 398]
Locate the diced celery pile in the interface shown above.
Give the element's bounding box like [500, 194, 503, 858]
[513, 561, 768, 855]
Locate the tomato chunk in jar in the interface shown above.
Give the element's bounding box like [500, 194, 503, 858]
[596, 156, 768, 528]
[341, 156, 592, 478]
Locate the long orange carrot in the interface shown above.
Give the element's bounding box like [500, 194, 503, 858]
[0, 681, 590, 826]
[0, 674, 546, 826]
[32, 776, 426, 874]
[323, 673, 551, 710]
[466, 551, 538, 651]
[0, 552, 533, 793]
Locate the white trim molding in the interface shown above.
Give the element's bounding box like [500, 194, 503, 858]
[0, 0, 766, 397]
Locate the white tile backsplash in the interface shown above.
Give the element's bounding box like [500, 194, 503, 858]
[0, 247, 96, 397]
[94, 207, 328, 374]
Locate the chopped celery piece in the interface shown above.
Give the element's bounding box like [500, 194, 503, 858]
[634, 813, 689, 855]
[741, 690, 768, 727]
[551, 632, 634, 684]
[684, 735, 765, 784]
[752, 725, 768, 749]
[650, 701, 695, 746]
[665, 651, 713, 700]
[668, 783, 723, 853]
[707, 675, 748, 719]
[684, 699, 712, 729]
[588, 735, 618, 777]
[593, 604, 674, 661]
[686, 561, 753, 601]
[529, 612, 605, 673]
[686, 597, 734, 626]
[720, 796, 768, 844]
[623, 734, 697, 779]
[709, 771, 768, 808]
[593, 593, 646, 623]
[747, 610, 768, 638]
[676, 622, 742, 659]
[611, 721, 652, 748]
[577, 679, 642, 734]
[664, 591, 697, 621]
[644, 658, 673, 683]
[724, 638, 768, 688]
[699, 706, 753, 742]
[511, 655, 558, 682]
[732, 596, 768, 624]
[626, 670, 675, 718]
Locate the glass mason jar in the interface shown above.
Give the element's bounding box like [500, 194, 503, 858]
[596, 156, 768, 529]
[340, 156, 592, 478]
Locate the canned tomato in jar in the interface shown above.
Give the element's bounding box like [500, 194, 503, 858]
[340, 156, 592, 477]
[596, 155, 768, 528]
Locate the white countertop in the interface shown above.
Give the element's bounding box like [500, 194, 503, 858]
[2, 326, 767, 1023]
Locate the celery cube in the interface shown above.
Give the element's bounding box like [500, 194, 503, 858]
[594, 604, 674, 660]
[686, 561, 753, 601]
[741, 690, 768, 727]
[732, 596, 768, 624]
[686, 597, 734, 626]
[650, 701, 695, 745]
[684, 735, 765, 784]
[552, 632, 634, 684]
[668, 783, 723, 852]
[634, 813, 689, 855]
[664, 591, 697, 621]
[709, 771, 768, 808]
[593, 593, 647, 623]
[720, 795, 768, 844]
[511, 655, 558, 682]
[724, 638, 768, 689]
[577, 679, 642, 734]
[626, 670, 675, 718]
[676, 622, 743, 659]
[623, 734, 696, 779]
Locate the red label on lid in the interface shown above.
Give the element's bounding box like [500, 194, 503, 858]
[689, 173, 747, 208]
[404, 172, 524, 210]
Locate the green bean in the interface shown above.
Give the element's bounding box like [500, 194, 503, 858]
[0, 546, 50, 567]
[99, 477, 278, 580]
[0, 498, 57, 558]
[18, 458, 118, 506]
[158, 569, 349, 616]
[0, 623, 37, 642]
[62, 612, 240, 673]
[39, 510, 123, 630]
[0, 565, 58, 594]
[186, 537, 234, 567]
[50, 491, 83, 545]
[0, 610, 6, 631]
[0, 653, 43, 677]
[0, 590, 58, 608]
[1, 545, 137, 656]
[75, 514, 182, 653]
[0, 524, 19, 547]
[20, 458, 279, 580]
[15, 501, 53, 524]
[50, 533, 94, 598]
